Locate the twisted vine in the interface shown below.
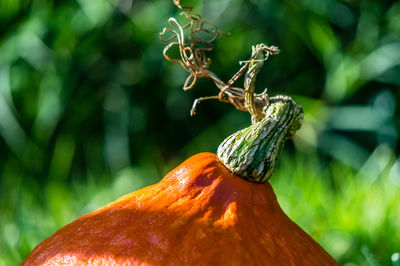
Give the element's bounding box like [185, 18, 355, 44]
[160, 1, 279, 118]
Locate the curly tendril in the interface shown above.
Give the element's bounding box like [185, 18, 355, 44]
[160, 1, 279, 117]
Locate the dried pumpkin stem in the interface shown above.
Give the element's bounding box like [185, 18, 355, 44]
[217, 95, 304, 183]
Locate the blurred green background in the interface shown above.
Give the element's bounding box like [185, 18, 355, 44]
[0, 0, 399, 265]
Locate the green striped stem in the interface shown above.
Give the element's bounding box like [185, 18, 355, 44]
[244, 45, 266, 124]
[217, 95, 304, 183]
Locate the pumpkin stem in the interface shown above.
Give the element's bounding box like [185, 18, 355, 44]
[243, 44, 279, 124]
[217, 95, 304, 183]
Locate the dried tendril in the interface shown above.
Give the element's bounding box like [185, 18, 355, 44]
[160, 1, 279, 117]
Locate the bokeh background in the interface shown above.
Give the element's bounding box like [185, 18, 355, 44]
[0, 0, 399, 264]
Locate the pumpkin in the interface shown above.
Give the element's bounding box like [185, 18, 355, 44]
[23, 153, 337, 265]
[23, 95, 338, 265]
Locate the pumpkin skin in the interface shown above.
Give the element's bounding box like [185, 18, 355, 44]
[23, 153, 338, 265]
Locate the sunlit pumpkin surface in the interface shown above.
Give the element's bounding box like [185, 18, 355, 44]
[23, 153, 338, 265]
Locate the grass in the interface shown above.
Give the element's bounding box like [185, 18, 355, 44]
[273, 146, 400, 265]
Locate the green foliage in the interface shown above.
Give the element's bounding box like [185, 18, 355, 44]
[0, 0, 399, 265]
[274, 147, 400, 265]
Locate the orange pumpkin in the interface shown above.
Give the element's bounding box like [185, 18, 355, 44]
[23, 153, 337, 265]
[23, 96, 337, 265]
